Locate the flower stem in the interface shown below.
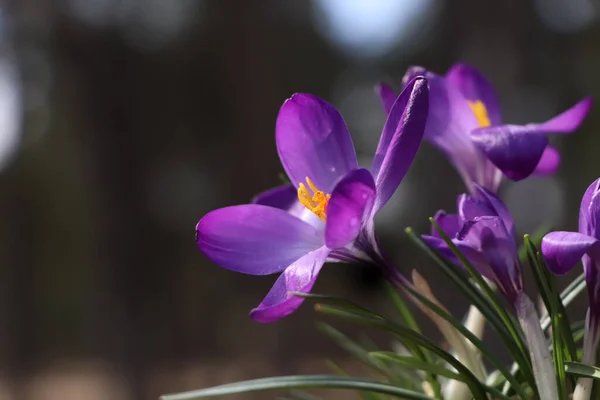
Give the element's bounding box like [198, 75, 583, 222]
[515, 292, 558, 400]
[573, 309, 599, 400]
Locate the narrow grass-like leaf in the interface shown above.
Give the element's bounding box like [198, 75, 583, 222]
[385, 283, 421, 334]
[159, 375, 433, 400]
[293, 292, 385, 320]
[370, 351, 463, 382]
[325, 360, 385, 400]
[523, 235, 570, 398]
[399, 278, 530, 400]
[565, 362, 600, 380]
[315, 304, 491, 400]
[428, 219, 536, 392]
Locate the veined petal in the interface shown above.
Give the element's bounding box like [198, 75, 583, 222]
[375, 83, 396, 115]
[371, 77, 429, 211]
[532, 145, 560, 177]
[541, 231, 600, 275]
[250, 246, 330, 323]
[276, 93, 358, 193]
[445, 63, 502, 126]
[457, 193, 495, 221]
[470, 124, 549, 181]
[533, 97, 592, 135]
[252, 184, 297, 210]
[431, 210, 462, 238]
[196, 204, 323, 275]
[325, 168, 376, 249]
[580, 178, 600, 237]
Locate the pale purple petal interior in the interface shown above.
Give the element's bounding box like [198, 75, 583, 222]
[445, 63, 502, 126]
[252, 184, 298, 211]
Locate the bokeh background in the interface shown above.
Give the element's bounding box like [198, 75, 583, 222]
[0, 0, 598, 399]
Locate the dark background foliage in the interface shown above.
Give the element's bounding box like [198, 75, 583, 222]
[0, 0, 597, 399]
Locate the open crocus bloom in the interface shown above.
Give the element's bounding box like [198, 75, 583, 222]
[196, 77, 429, 323]
[541, 178, 600, 370]
[377, 63, 591, 194]
[422, 184, 522, 304]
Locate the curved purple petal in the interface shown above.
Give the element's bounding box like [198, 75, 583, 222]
[276, 93, 358, 193]
[325, 168, 376, 249]
[252, 184, 298, 210]
[371, 77, 429, 212]
[421, 234, 495, 280]
[532, 145, 560, 177]
[375, 83, 396, 115]
[541, 231, 599, 275]
[471, 184, 515, 237]
[457, 193, 495, 221]
[580, 178, 600, 237]
[479, 227, 521, 303]
[250, 246, 330, 323]
[534, 97, 592, 135]
[445, 63, 502, 126]
[470, 124, 549, 181]
[406, 68, 483, 188]
[196, 204, 323, 275]
[431, 210, 462, 238]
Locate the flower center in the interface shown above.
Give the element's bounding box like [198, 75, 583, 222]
[297, 177, 331, 222]
[467, 100, 491, 127]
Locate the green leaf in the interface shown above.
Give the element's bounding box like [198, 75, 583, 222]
[565, 362, 600, 380]
[315, 304, 491, 400]
[325, 360, 385, 400]
[385, 283, 421, 334]
[427, 219, 537, 392]
[370, 351, 463, 382]
[523, 235, 571, 398]
[159, 375, 433, 400]
[399, 279, 530, 400]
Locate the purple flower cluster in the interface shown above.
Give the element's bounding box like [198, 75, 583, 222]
[195, 63, 592, 323]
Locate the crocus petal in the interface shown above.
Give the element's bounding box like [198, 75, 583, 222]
[541, 231, 600, 275]
[532, 145, 560, 177]
[445, 63, 502, 126]
[250, 246, 330, 323]
[533, 97, 592, 135]
[375, 83, 396, 115]
[479, 227, 521, 302]
[580, 178, 600, 237]
[276, 94, 358, 193]
[457, 193, 495, 221]
[197, 204, 323, 275]
[421, 234, 495, 279]
[403, 68, 483, 188]
[431, 210, 462, 238]
[471, 184, 515, 237]
[470, 124, 549, 181]
[252, 184, 298, 210]
[325, 168, 376, 249]
[371, 77, 428, 211]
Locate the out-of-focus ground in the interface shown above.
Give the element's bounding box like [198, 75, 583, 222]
[0, 1, 598, 398]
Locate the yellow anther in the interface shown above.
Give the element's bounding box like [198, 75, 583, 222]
[467, 100, 491, 128]
[297, 177, 331, 222]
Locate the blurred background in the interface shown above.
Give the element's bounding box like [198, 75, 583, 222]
[0, 0, 598, 399]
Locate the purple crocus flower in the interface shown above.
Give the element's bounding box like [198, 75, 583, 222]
[196, 77, 429, 323]
[421, 184, 522, 304]
[541, 178, 600, 391]
[377, 63, 591, 194]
